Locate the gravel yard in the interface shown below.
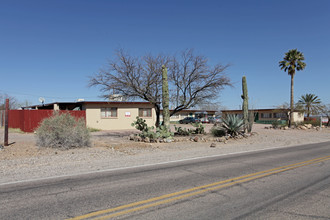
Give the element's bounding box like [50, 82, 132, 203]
[1, 124, 330, 185]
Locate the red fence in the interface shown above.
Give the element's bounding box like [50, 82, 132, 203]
[8, 110, 86, 132]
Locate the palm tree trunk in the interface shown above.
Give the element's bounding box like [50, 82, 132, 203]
[290, 73, 295, 127]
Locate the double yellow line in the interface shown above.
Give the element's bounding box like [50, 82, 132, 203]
[68, 155, 330, 220]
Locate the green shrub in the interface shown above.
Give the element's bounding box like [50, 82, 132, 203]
[88, 127, 101, 132]
[272, 120, 280, 129]
[36, 112, 91, 149]
[131, 116, 152, 132]
[222, 115, 244, 137]
[211, 126, 226, 137]
[131, 117, 173, 141]
[296, 120, 321, 127]
[192, 123, 205, 134]
[174, 125, 192, 136]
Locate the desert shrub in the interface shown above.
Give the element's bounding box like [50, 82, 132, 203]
[174, 125, 192, 136]
[131, 117, 173, 140]
[36, 112, 91, 149]
[192, 123, 205, 134]
[222, 115, 244, 137]
[88, 127, 101, 132]
[302, 120, 321, 127]
[272, 120, 280, 129]
[131, 116, 152, 132]
[211, 126, 226, 137]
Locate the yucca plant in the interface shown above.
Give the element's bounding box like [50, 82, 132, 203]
[222, 115, 244, 137]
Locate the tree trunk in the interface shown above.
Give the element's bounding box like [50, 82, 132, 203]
[289, 73, 295, 127]
[307, 106, 310, 118]
[162, 65, 170, 129]
[154, 104, 161, 128]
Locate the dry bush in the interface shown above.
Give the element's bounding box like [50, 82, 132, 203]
[36, 112, 91, 149]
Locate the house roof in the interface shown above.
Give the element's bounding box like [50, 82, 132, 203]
[160, 109, 217, 114]
[22, 101, 153, 109]
[221, 108, 296, 113]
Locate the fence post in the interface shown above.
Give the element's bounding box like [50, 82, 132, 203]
[4, 99, 9, 146]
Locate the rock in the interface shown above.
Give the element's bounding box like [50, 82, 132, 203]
[193, 136, 199, 142]
[164, 138, 172, 143]
[300, 126, 307, 130]
[305, 124, 313, 129]
[210, 143, 216, 148]
[218, 137, 226, 142]
[134, 136, 142, 142]
[224, 140, 228, 144]
[284, 126, 289, 130]
[144, 137, 150, 143]
[129, 134, 135, 140]
[264, 126, 269, 129]
[0, 145, 4, 150]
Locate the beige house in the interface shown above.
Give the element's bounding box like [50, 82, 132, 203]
[25, 101, 156, 130]
[160, 109, 217, 122]
[222, 108, 304, 124]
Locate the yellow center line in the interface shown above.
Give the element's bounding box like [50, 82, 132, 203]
[68, 155, 330, 220]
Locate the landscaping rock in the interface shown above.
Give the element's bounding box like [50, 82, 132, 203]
[129, 134, 135, 140]
[305, 124, 313, 129]
[193, 136, 199, 142]
[134, 136, 142, 142]
[210, 143, 216, 148]
[218, 137, 226, 142]
[164, 138, 173, 143]
[144, 137, 150, 143]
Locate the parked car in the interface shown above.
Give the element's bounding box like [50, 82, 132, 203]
[200, 117, 209, 123]
[179, 117, 196, 124]
[208, 117, 221, 124]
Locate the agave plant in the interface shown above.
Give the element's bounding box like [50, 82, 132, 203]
[222, 114, 244, 137]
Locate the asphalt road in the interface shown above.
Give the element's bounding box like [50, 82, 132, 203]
[1, 142, 330, 220]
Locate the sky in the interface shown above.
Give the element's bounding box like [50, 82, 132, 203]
[1, 0, 329, 110]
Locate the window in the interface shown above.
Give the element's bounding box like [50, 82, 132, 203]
[139, 108, 152, 117]
[261, 113, 272, 118]
[101, 107, 117, 118]
[170, 114, 179, 119]
[273, 112, 287, 118]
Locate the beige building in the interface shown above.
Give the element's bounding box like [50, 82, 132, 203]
[160, 110, 217, 122]
[24, 101, 218, 130]
[25, 101, 156, 130]
[222, 108, 304, 124]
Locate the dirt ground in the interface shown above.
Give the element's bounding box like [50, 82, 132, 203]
[1, 123, 330, 161]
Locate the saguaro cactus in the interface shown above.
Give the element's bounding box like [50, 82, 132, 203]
[241, 76, 249, 132]
[162, 65, 170, 129]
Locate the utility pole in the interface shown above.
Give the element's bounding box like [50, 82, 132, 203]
[4, 98, 9, 146]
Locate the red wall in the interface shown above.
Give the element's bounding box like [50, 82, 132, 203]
[8, 110, 86, 132]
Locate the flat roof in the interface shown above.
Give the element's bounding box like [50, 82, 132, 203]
[22, 101, 153, 109]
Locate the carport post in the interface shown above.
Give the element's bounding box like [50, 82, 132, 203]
[4, 98, 9, 146]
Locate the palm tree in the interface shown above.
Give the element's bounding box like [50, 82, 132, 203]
[279, 49, 306, 127]
[297, 93, 322, 118]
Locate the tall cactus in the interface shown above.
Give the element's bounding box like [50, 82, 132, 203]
[241, 76, 249, 133]
[162, 65, 170, 129]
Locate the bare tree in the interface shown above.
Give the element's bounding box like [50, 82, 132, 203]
[0, 93, 19, 110]
[89, 49, 231, 127]
[89, 49, 169, 126]
[168, 49, 231, 116]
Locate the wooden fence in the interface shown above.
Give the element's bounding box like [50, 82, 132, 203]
[4, 110, 86, 132]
